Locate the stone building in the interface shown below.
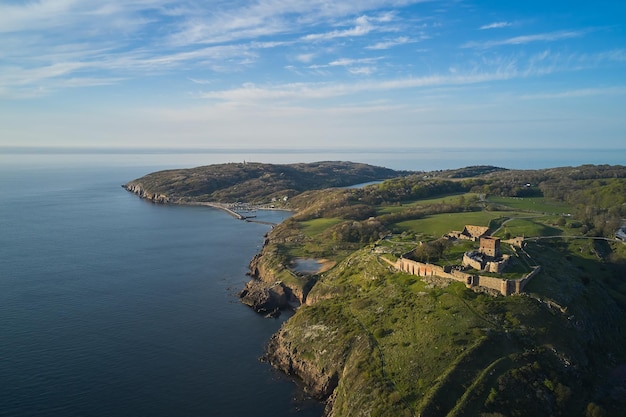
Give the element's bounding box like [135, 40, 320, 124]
[463, 236, 508, 273]
[479, 236, 501, 257]
[447, 225, 490, 241]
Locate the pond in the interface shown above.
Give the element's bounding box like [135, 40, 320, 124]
[291, 258, 325, 274]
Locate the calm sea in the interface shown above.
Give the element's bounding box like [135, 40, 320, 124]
[0, 148, 623, 416]
[0, 155, 323, 417]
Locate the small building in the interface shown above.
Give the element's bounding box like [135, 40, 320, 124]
[447, 225, 490, 241]
[463, 225, 490, 240]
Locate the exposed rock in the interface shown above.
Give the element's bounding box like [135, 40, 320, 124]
[247, 250, 309, 307]
[263, 327, 339, 402]
[122, 183, 170, 204]
[239, 279, 292, 315]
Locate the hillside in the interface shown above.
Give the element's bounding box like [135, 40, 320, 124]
[126, 163, 626, 416]
[240, 164, 626, 417]
[123, 161, 401, 204]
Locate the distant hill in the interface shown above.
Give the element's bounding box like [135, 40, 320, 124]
[428, 165, 509, 178]
[123, 161, 401, 203]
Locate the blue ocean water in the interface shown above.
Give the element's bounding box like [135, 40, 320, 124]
[0, 157, 322, 417]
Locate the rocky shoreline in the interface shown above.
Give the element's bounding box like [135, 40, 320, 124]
[237, 244, 295, 313]
[124, 181, 331, 410]
[239, 239, 339, 414]
[262, 327, 339, 415]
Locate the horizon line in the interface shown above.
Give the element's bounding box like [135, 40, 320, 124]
[3, 145, 626, 155]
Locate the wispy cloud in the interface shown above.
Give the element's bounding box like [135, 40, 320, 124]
[0, 0, 430, 97]
[188, 77, 212, 85]
[520, 86, 626, 100]
[479, 21, 512, 30]
[348, 67, 376, 75]
[199, 70, 516, 104]
[311, 57, 382, 69]
[295, 53, 317, 64]
[196, 48, 626, 106]
[463, 29, 588, 49]
[302, 15, 376, 41]
[366, 36, 415, 50]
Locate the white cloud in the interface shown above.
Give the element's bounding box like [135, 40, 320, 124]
[366, 36, 414, 50]
[463, 30, 588, 49]
[195, 48, 626, 106]
[479, 21, 512, 30]
[348, 67, 376, 75]
[198, 71, 513, 104]
[188, 77, 212, 85]
[0, 0, 432, 97]
[302, 15, 375, 41]
[327, 57, 382, 67]
[296, 53, 316, 63]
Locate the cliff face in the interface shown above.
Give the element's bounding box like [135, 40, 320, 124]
[123, 183, 171, 203]
[261, 301, 409, 417]
[240, 229, 321, 315]
[264, 326, 339, 401]
[239, 251, 305, 316]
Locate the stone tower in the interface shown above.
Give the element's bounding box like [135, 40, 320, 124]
[479, 236, 501, 258]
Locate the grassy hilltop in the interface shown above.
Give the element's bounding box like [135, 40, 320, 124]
[127, 163, 626, 417]
[123, 161, 400, 203]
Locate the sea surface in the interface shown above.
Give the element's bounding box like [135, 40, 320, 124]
[0, 155, 322, 417]
[0, 148, 623, 417]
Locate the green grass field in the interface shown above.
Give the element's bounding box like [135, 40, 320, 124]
[300, 217, 343, 237]
[377, 193, 478, 215]
[487, 196, 573, 214]
[392, 211, 520, 237]
[496, 218, 563, 238]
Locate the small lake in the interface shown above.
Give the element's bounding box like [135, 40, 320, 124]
[291, 258, 325, 274]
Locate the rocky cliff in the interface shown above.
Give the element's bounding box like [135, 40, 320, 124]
[123, 183, 171, 203]
[263, 326, 340, 402]
[239, 278, 295, 318]
[239, 243, 313, 316]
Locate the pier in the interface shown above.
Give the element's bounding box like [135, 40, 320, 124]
[187, 202, 279, 226]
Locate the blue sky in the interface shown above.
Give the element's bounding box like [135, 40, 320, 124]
[1, 0, 625, 150]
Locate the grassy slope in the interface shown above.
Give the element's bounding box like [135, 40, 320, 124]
[125, 161, 400, 203]
[267, 179, 626, 417]
[282, 240, 625, 417]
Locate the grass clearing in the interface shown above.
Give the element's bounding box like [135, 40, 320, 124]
[497, 218, 563, 238]
[377, 193, 479, 215]
[487, 196, 573, 214]
[300, 217, 343, 237]
[392, 211, 519, 237]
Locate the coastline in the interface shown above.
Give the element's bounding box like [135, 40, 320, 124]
[122, 182, 303, 317]
[186, 201, 246, 220]
[122, 182, 292, 223]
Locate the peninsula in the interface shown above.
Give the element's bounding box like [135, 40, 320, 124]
[125, 162, 626, 417]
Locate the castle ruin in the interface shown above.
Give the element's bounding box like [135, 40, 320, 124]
[463, 236, 510, 274]
[386, 226, 539, 296]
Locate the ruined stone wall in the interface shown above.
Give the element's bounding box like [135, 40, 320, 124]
[473, 275, 509, 295]
[396, 258, 449, 278]
[486, 254, 510, 274]
[516, 266, 541, 292]
[392, 257, 538, 296]
[462, 253, 484, 271]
